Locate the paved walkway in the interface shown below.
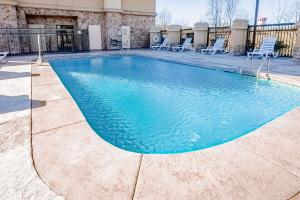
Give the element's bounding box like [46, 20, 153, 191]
[132, 50, 300, 86]
[1, 50, 300, 200]
[0, 60, 63, 200]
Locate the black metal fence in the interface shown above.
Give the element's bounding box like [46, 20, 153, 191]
[208, 26, 231, 51]
[180, 28, 194, 44]
[160, 23, 297, 57]
[0, 28, 89, 55]
[247, 23, 297, 57]
[161, 27, 232, 49]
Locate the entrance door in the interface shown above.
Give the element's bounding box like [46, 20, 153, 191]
[56, 25, 74, 51]
[88, 25, 102, 50]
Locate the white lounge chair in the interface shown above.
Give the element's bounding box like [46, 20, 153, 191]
[172, 38, 192, 52]
[247, 38, 277, 58]
[201, 38, 225, 54]
[0, 52, 9, 63]
[152, 38, 169, 50]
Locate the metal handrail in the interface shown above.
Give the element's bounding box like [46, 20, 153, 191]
[256, 56, 271, 78]
[239, 56, 271, 78]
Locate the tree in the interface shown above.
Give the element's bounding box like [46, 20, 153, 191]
[207, 0, 224, 27]
[224, 0, 240, 25]
[156, 10, 172, 30]
[290, 0, 300, 22]
[272, 0, 290, 23]
[235, 9, 252, 23]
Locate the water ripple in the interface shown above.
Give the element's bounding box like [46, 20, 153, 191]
[50, 56, 300, 154]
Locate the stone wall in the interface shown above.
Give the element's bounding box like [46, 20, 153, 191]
[103, 12, 122, 50]
[16, 7, 105, 29]
[20, 7, 105, 50]
[0, 4, 18, 28]
[26, 15, 78, 29]
[0, 4, 20, 54]
[0, 5, 154, 52]
[103, 12, 155, 49]
[122, 14, 155, 48]
[16, 7, 154, 50]
[17, 7, 113, 50]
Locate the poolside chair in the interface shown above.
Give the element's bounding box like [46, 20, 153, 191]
[172, 38, 193, 52]
[0, 52, 9, 63]
[152, 38, 170, 50]
[247, 38, 277, 58]
[201, 38, 225, 54]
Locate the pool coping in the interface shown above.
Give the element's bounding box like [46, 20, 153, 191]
[49, 53, 300, 155]
[31, 52, 300, 199]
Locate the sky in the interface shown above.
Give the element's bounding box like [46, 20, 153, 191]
[156, 0, 293, 27]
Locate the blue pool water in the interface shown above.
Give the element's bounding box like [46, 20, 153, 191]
[50, 55, 300, 154]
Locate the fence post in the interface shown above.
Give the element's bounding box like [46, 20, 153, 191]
[167, 25, 181, 46]
[36, 34, 43, 65]
[294, 22, 300, 62]
[149, 27, 162, 48]
[193, 22, 209, 50]
[230, 19, 249, 56]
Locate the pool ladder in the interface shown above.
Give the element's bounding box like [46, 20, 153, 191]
[239, 56, 271, 78]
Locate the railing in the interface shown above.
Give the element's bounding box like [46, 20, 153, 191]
[157, 24, 297, 57]
[208, 26, 231, 51]
[181, 28, 194, 44]
[0, 28, 89, 55]
[247, 23, 297, 57]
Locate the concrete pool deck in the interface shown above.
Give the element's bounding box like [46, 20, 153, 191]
[1, 50, 300, 199]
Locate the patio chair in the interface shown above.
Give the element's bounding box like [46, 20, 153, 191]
[0, 52, 9, 63]
[172, 38, 193, 52]
[201, 38, 225, 54]
[152, 38, 170, 50]
[247, 38, 277, 58]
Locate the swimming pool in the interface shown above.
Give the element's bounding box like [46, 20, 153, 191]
[50, 55, 300, 154]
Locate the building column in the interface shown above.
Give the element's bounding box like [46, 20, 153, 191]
[230, 19, 249, 56]
[104, 12, 122, 50]
[149, 26, 162, 47]
[167, 25, 181, 46]
[193, 22, 209, 50]
[293, 22, 300, 62]
[102, 0, 122, 50]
